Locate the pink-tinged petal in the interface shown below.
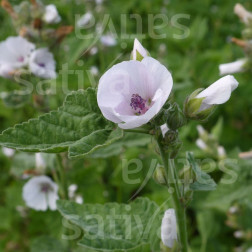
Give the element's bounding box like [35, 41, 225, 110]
[141, 57, 173, 104]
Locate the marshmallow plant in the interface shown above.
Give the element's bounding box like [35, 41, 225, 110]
[0, 39, 239, 252]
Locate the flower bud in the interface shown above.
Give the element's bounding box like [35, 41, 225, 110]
[184, 88, 212, 121]
[131, 38, 149, 61]
[184, 75, 238, 121]
[153, 164, 166, 185]
[161, 209, 178, 248]
[165, 103, 186, 130]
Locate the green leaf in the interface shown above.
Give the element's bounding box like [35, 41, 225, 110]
[31, 236, 66, 252]
[187, 152, 216, 191]
[57, 197, 163, 252]
[202, 159, 252, 212]
[0, 88, 123, 159]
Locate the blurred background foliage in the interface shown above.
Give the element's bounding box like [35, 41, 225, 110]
[0, 0, 252, 251]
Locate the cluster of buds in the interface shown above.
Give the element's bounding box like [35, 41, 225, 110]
[1, 0, 73, 45]
[219, 3, 252, 75]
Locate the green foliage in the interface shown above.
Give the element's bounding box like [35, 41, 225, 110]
[57, 197, 162, 251]
[31, 236, 66, 252]
[0, 88, 123, 158]
[187, 152, 217, 191]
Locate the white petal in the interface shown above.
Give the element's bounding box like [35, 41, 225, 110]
[196, 139, 207, 150]
[48, 192, 59, 210]
[196, 125, 206, 136]
[2, 147, 15, 157]
[0, 36, 35, 68]
[77, 12, 93, 27]
[219, 59, 247, 75]
[0, 64, 15, 78]
[160, 124, 169, 137]
[43, 4, 61, 24]
[196, 75, 238, 109]
[29, 48, 57, 79]
[161, 209, 177, 248]
[132, 38, 148, 60]
[100, 34, 117, 46]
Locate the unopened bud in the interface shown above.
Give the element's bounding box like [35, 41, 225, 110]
[153, 165, 167, 185]
[184, 88, 214, 121]
[131, 38, 149, 61]
[165, 103, 186, 130]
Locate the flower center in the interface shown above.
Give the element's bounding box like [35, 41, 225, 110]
[17, 56, 24, 62]
[38, 63, 46, 67]
[130, 94, 150, 115]
[40, 183, 53, 193]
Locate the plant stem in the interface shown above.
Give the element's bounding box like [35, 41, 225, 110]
[56, 154, 68, 200]
[156, 139, 188, 252]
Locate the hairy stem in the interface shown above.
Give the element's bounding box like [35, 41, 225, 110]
[156, 139, 188, 252]
[56, 154, 68, 200]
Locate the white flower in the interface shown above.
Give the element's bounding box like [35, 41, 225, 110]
[219, 59, 247, 75]
[29, 48, 57, 79]
[161, 209, 177, 248]
[246, 248, 252, 252]
[195, 75, 238, 112]
[100, 34, 117, 47]
[196, 139, 207, 150]
[43, 4, 61, 24]
[22, 175, 59, 211]
[132, 38, 148, 60]
[35, 153, 46, 172]
[2, 147, 15, 157]
[234, 3, 252, 24]
[77, 12, 93, 27]
[0, 36, 35, 72]
[97, 57, 173, 129]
